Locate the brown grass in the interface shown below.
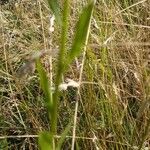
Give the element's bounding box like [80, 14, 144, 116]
[0, 0, 150, 149]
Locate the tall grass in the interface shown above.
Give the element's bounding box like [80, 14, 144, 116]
[0, 0, 150, 149]
[38, 0, 95, 149]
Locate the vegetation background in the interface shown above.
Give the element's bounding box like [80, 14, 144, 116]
[0, 0, 150, 149]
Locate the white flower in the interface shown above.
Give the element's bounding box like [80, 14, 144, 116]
[59, 83, 68, 91]
[50, 79, 80, 92]
[66, 79, 80, 88]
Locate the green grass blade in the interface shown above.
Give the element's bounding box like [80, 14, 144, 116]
[39, 131, 53, 150]
[56, 121, 72, 150]
[51, 0, 70, 135]
[66, 1, 95, 66]
[36, 60, 53, 112]
[47, 0, 62, 25]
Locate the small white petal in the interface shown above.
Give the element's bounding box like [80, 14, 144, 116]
[49, 15, 55, 33]
[49, 27, 54, 32]
[59, 83, 68, 91]
[50, 15, 55, 25]
[67, 79, 80, 88]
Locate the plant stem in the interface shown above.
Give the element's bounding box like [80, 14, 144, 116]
[51, 0, 70, 135]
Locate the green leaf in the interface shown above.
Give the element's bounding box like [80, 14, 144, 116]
[47, 0, 62, 25]
[39, 131, 53, 150]
[67, 1, 95, 66]
[0, 139, 8, 150]
[56, 121, 72, 150]
[36, 60, 53, 111]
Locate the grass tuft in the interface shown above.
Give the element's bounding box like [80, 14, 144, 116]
[0, 0, 150, 149]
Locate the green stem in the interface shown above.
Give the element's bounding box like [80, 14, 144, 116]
[51, 0, 70, 135]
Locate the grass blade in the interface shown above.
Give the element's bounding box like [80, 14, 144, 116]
[39, 131, 53, 150]
[66, 1, 95, 66]
[51, 0, 70, 135]
[56, 121, 72, 150]
[36, 60, 53, 112]
[47, 0, 62, 25]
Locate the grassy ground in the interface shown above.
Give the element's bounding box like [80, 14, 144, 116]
[0, 0, 150, 149]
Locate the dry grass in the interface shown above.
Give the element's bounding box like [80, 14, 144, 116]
[0, 0, 150, 149]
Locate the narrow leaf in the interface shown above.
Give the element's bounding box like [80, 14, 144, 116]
[36, 60, 53, 111]
[39, 131, 53, 150]
[56, 121, 72, 150]
[67, 1, 95, 65]
[47, 0, 62, 25]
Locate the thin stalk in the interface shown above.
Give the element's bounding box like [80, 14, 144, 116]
[51, 0, 70, 135]
[38, 1, 47, 50]
[71, 1, 96, 149]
